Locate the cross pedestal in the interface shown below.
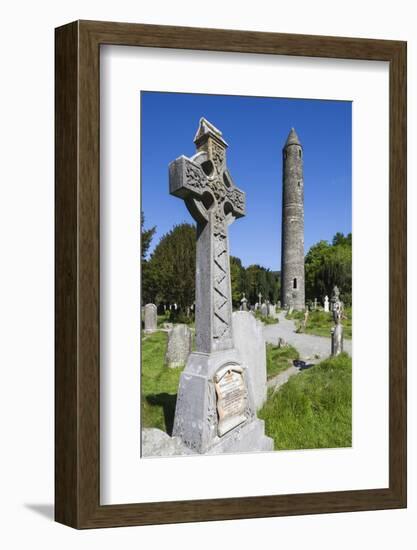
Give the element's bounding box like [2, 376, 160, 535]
[169, 118, 272, 453]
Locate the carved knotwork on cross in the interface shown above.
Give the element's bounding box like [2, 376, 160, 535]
[169, 118, 246, 353]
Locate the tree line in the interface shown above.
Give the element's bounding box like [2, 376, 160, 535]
[141, 213, 352, 312]
[304, 232, 352, 306]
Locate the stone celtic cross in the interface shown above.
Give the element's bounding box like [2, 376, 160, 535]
[169, 118, 246, 353]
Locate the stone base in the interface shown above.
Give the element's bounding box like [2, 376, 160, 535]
[142, 423, 273, 458]
[142, 428, 194, 457]
[207, 419, 273, 454]
[172, 349, 271, 454]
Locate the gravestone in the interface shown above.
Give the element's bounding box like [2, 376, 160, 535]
[331, 286, 343, 356]
[277, 300, 281, 309]
[324, 295, 329, 312]
[268, 303, 276, 318]
[240, 292, 248, 311]
[314, 298, 318, 310]
[303, 306, 309, 329]
[254, 302, 259, 311]
[169, 117, 272, 454]
[260, 302, 268, 317]
[144, 303, 157, 333]
[165, 324, 192, 368]
[232, 311, 267, 410]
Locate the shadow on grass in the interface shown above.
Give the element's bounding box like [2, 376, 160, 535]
[146, 393, 177, 436]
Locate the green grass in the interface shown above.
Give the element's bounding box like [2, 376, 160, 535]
[141, 330, 182, 434]
[141, 328, 351, 452]
[286, 308, 352, 339]
[259, 353, 352, 450]
[254, 311, 279, 325]
[156, 312, 170, 327]
[266, 343, 299, 379]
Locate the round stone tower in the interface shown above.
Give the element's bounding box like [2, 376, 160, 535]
[280, 128, 305, 310]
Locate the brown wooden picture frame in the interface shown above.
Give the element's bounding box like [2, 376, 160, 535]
[55, 20, 407, 529]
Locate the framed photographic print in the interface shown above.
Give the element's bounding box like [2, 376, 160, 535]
[55, 20, 406, 528]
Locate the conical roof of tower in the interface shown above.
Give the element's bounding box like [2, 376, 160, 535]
[284, 127, 301, 147]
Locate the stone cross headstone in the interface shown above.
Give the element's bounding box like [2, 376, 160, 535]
[165, 324, 192, 368]
[169, 118, 272, 454]
[324, 295, 329, 312]
[232, 311, 267, 409]
[144, 303, 157, 333]
[331, 286, 343, 356]
[240, 292, 248, 311]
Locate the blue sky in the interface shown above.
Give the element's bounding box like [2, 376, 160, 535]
[141, 91, 351, 271]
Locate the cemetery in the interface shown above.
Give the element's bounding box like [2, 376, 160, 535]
[141, 117, 352, 457]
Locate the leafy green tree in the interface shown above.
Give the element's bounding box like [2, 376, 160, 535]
[141, 211, 156, 261]
[230, 256, 245, 308]
[305, 233, 352, 305]
[244, 264, 279, 305]
[143, 223, 196, 310]
[141, 212, 156, 307]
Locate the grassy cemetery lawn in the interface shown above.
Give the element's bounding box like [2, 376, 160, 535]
[141, 330, 182, 434]
[254, 311, 279, 325]
[266, 343, 299, 379]
[142, 329, 351, 452]
[141, 330, 298, 432]
[259, 353, 352, 450]
[286, 308, 352, 339]
[157, 312, 195, 328]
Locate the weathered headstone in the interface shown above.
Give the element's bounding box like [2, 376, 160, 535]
[169, 118, 272, 454]
[254, 302, 259, 311]
[240, 292, 248, 311]
[268, 303, 276, 318]
[277, 337, 288, 348]
[165, 324, 192, 368]
[260, 302, 268, 317]
[324, 295, 329, 312]
[277, 300, 281, 309]
[331, 286, 343, 356]
[232, 311, 267, 410]
[144, 303, 157, 333]
[303, 306, 309, 329]
[314, 298, 318, 310]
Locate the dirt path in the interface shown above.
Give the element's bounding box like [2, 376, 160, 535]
[263, 311, 352, 363]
